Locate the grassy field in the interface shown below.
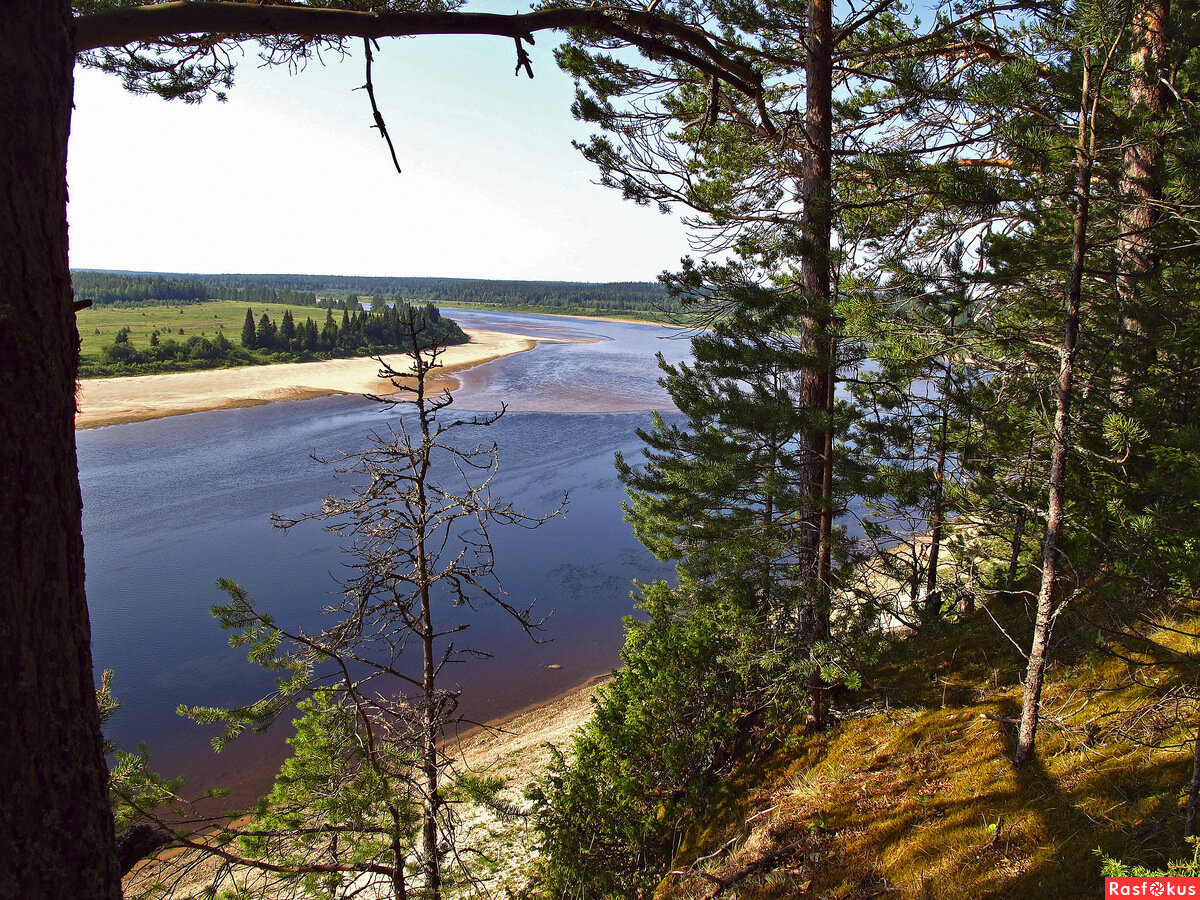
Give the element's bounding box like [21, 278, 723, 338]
[75, 300, 335, 362]
[76, 299, 677, 366]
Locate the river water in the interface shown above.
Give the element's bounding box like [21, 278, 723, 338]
[79, 309, 691, 803]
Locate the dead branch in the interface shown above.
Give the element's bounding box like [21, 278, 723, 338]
[360, 37, 401, 174]
[513, 34, 534, 78]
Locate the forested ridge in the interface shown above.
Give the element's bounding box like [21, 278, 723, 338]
[70, 269, 677, 317]
[7, 1, 1200, 899]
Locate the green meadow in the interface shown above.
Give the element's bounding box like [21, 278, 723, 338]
[75, 300, 331, 364]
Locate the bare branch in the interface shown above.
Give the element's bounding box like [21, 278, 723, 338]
[360, 37, 401, 174]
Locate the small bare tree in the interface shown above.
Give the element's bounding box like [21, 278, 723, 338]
[169, 305, 564, 899]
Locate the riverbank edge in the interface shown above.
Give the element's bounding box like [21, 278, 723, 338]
[75, 308, 683, 430]
[75, 328, 542, 430]
[123, 673, 609, 897]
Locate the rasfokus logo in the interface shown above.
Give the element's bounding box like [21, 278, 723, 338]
[1106, 878, 1200, 896]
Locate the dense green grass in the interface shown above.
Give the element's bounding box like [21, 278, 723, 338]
[76, 300, 331, 363]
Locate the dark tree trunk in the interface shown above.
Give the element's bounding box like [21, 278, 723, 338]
[811, 336, 836, 728]
[1186, 718, 1200, 837]
[0, 2, 121, 896]
[800, 0, 834, 728]
[923, 398, 950, 622]
[1115, 0, 1168, 343]
[1006, 511, 1027, 592]
[1111, 0, 1169, 412]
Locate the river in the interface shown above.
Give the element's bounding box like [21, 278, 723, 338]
[79, 309, 691, 805]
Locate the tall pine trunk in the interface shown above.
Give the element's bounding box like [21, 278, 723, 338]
[0, 2, 122, 895]
[799, 0, 834, 728]
[1115, 0, 1168, 378]
[414, 377, 442, 900]
[1014, 61, 1095, 767]
[924, 392, 950, 622]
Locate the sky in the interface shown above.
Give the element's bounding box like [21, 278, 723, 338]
[66, 14, 696, 283]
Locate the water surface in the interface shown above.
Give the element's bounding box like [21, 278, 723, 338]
[80, 310, 688, 802]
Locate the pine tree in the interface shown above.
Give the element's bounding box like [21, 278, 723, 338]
[256, 312, 277, 351]
[241, 307, 256, 350]
[618, 278, 830, 632]
[279, 307, 296, 349]
[178, 308, 564, 899]
[321, 308, 338, 351]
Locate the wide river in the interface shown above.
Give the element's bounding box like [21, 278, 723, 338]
[79, 309, 691, 804]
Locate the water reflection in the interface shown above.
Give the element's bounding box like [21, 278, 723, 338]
[444, 308, 689, 413]
[79, 310, 689, 801]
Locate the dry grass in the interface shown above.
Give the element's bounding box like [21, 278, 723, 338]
[660, 604, 1200, 900]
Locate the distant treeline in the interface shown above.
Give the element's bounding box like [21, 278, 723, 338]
[83, 302, 466, 378]
[71, 271, 320, 307]
[71, 270, 678, 316]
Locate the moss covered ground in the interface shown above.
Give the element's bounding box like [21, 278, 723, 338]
[659, 601, 1200, 899]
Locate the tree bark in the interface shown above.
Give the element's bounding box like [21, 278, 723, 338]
[800, 0, 834, 728]
[1186, 718, 1200, 837]
[0, 2, 121, 897]
[1116, 0, 1168, 289]
[1114, 0, 1169, 393]
[811, 335, 837, 728]
[1014, 61, 1094, 768]
[924, 396, 949, 622]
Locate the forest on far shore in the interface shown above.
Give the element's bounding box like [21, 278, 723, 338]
[70, 270, 678, 319]
[77, 299, 466, 378]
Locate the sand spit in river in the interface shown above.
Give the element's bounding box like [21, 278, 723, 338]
[76, 329, 552, 430]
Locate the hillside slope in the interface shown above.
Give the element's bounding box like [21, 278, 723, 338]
[654, 608, 1199, 899]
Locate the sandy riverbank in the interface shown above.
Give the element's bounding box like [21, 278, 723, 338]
[124, 675, 607, 898]
[76, 329, 542, 430]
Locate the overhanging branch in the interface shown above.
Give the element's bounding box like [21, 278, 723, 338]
[74, 3, 765, 107]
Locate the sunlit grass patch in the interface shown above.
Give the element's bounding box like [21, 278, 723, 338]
[659, 603, 1200, 900]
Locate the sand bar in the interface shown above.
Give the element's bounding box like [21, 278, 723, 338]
[76, 329, 542, 430]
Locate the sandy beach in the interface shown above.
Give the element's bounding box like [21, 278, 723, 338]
[76, 329, 542, 430]
[123, 675, 607, 898]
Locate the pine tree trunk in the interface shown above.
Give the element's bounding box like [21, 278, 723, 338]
[1006, 511, 1026, 593]
[1014, 63, 1094, 768]
[800, 0, 834, 727]
[924, 398, 949, 621]
[0, 2, 122, 896]
[1114, 0, 1168, 385]
[390, 808, 409, 900]
[422, 651, 441, 900]
[415, 397, 442, 900]
[811, 337, 837, 728]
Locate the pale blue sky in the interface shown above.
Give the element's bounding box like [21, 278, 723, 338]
[67, 16, 695, 282]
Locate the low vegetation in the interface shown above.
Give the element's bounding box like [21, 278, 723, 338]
[76, 300, 466, 378]
[638, 598, 1200, 900]
[524, 589, 1200, 900]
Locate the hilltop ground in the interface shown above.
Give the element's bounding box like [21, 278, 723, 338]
[654, 599, 1200, 900]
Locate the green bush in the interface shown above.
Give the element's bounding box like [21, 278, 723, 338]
[531, 581, 792, 899]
